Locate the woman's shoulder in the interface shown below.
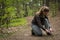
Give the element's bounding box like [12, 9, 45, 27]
[34, 14, 39, 19]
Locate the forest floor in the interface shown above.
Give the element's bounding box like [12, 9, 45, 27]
[0, 14, 60, 40]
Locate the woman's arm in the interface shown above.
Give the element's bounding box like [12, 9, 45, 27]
[35, 15, 46, 31]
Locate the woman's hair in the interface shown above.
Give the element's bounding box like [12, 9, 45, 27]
[36, 6, 49, 15]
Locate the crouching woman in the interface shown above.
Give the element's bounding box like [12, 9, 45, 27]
[31, 6, 53, 36]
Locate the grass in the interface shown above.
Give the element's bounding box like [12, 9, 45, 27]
[0, 17, 27, 38]
[0, 32, 14, 38]
[1, 17, 27, 28]
[9, 18, 27, 27]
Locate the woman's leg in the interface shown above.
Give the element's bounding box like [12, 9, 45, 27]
[44, 18, 51, 29]
[31, 24, 42, 36]
[44, 18, 52, 35]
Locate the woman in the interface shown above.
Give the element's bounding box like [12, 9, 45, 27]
[31, 6, 52, 36]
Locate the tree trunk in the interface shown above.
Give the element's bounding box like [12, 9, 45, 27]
[58, 0, 60, 10]
[24, 4, 28, 17]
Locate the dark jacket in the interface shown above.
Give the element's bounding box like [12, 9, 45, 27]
[32, 14, 48, 30]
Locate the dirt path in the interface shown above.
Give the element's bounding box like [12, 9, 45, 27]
[0, 16, 60, 40]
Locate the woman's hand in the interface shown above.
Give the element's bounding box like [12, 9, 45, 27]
[45, 29, 50, 33]
[45, 28, 53, 33]
[50, 28, 53, 32]
[45, 28, 53, 35]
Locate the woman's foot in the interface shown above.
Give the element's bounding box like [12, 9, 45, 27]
[31, 30, 42, 36]
[46, 32, 52, 35]
[31, 30, 35, 35]
[45, 28, 53, 35]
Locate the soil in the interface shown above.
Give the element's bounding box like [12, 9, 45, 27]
[0, 15, 60, 40]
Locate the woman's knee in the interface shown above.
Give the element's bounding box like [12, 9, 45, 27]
[31, 24, 42, 36]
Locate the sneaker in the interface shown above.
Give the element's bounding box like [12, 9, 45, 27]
[47, 32, 52, 35]
[31, 30, 35, 35]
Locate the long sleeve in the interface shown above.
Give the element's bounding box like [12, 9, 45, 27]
[35, 15, 46, 31]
